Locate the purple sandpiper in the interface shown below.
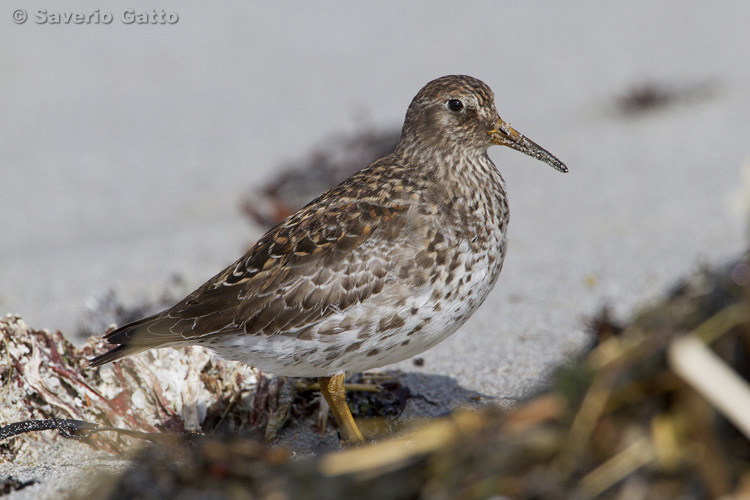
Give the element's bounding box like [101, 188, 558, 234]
[91, 75, 568, 444]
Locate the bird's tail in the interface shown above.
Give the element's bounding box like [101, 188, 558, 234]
[88, 312, 175, 368]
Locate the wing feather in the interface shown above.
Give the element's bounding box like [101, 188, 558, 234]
[90, 196, 411, 367]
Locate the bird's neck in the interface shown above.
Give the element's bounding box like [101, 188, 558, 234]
[398, 143, 500, 185]
[394, 146, 508, 219]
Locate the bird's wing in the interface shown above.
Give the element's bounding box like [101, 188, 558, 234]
[90, 196, 412, 366]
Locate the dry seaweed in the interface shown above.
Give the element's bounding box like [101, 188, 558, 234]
[0, 316, 260, 459]
[0, 476, 37, 495]
[613, 80, 717, 117]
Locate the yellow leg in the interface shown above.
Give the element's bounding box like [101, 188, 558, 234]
[318, 374, 365, 445]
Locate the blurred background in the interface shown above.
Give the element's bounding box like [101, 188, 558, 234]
[1, 1, 748, 401]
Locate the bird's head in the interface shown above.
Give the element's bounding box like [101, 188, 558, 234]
[397, 75, 568, 173]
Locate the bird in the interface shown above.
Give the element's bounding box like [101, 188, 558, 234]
[90, 75, 568, 445]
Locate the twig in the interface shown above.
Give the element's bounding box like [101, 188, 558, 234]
[578, 437, 654, 497]
[668, 334, 750, 440]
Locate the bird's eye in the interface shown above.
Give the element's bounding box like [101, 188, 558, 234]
[447, 98, 464, 112]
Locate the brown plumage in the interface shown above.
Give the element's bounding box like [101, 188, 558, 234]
[90, 75, 567, 443]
